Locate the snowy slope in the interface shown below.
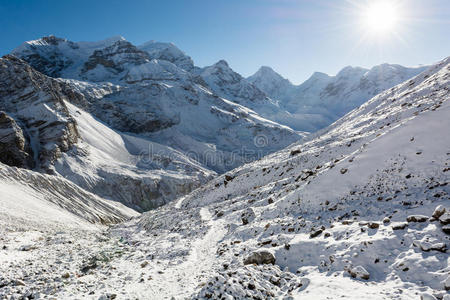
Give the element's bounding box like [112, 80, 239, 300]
[54, 102, 214, 211]
[115, 56, 448, 299]
[0, 162, 137, 231]
[2, 56, 447, 299]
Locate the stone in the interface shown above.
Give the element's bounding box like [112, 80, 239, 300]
[347, 265, 370, 280]
[241, 208, 256, 225]
[442, 225, 450, 235]
[432, 205, 446, 219]
[414, 240, 447, 253]
[392, 222, 408, 230]
[420, 293, 437, 300]
[368, 222, 380, 229]
[310, 228, 323, 238]
[444, 276, 450, 291]
[439, 212, 450, 225]
[243, 250, 276, 265]
[406, 215, 428, 223]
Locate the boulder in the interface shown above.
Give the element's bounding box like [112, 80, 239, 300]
[392, 222, 408, 230]
[406, 215, 428, 223]
[444, 276, 450, 291]
[347, 265, 370, 280]
[432, 205, 446, 219]
[368, 222, 380, 229]
[439, 212, 450, 225]
[310, 228, 323, 238]
[243, 250, 275, 265]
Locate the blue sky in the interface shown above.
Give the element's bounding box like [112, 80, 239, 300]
[0, 0, 449, 84]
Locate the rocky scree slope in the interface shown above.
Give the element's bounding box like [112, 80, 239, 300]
[123, 57, 449, 299]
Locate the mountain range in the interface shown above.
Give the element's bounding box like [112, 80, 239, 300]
[0, 36, 448, 299]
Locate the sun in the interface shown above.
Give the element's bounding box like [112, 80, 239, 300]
[363, 1, 399, 35]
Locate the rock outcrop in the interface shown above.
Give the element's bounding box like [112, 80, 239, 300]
[0, 55, 78, 173]
[0, 112, 34, 168]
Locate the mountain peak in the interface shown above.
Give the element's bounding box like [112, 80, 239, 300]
[214, 59, 230, 68]
[249, 66, 286, 81]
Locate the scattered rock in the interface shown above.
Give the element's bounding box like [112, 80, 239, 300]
[141, 261, 149, 268]
[432, 205, 446, 219]
[290, 149, 301, 156]
[340, 168, 348, 174]
[414, 240, 447, 253]
[442, 225, 450, 234]
[241, 208, 256, 225]
[368, 222, 379, 229]
[347, 265, 370, 280]
[439, 212, 450, 225]
[392, 223, 408, 230]
[80, 256, 98, 273]
[310, 228, 323, 238]
[62, 273, 70, 279]
[14, 279, 25, 286]
[382, 217, 390, 224]
[243, 250, 276, 265]
[19, 244, 36, 251]
[444, 275, 450, 291]
[444, 276, 450, 291]
[406, 215, 428, 223]
[224, 174, 234, 182]
[420, 293, 437, 300]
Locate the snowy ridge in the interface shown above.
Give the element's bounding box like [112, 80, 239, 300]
[248, 62, 428, 132]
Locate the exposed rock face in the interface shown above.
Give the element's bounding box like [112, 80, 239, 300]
[0, 112, 34, 168]
[0, 55, 78, 173]
[81, 40, 150, 81]
[12, 36, 75, 77]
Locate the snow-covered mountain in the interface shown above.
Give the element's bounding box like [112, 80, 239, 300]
[113, 56, 448, 298]
[0, 54, 215, 211]
[2, 54, 447, 298]
[247, 66, 297, 102]
[3, 36, 305, 210]
[248, 63, 428, 131]
[0, 34, 448, 299]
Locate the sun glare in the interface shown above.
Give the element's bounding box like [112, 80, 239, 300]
[363, 1, 399, 35]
